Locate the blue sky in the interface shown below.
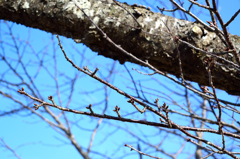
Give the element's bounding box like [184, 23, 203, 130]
[0, 0, 240, 159]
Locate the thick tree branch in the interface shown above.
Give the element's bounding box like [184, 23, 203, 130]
[1, 0, 240, 95]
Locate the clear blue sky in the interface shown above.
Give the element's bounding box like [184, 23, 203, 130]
[0, 0, 240, 159]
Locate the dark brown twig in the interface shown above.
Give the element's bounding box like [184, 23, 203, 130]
[205, 58, 225, 150]
[212, 0, 240, 66]
[225, 9, 240, 27]
[188, 0, 212, 10]
[86, 104, 94, 114]
[157, 6, 178, 13]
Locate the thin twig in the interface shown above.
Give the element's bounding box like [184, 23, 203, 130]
[225, 9, 240, 27]
[125, 144, 163, 159]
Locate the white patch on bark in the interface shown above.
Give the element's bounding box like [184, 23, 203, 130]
[144, 15, 152, 22]
[115, 21, 121, 27]
[22, 1, 29, 9]
[149, 28, 154, 34]
[155, 19, 162, 29]
[92, 16, 99, 26]
[64, 0, 92, 19]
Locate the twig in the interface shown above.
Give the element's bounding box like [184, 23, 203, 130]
[205, 57, 225, 150]
[162, 103, 172, 128]
[188, 0, 212, 10]
[225, 9, 240, 27]
[178, 39, 240, 69]
[205, 0, 217, 26]
[86, 104, 94, 114]
[212, 0, 240, 66]
[127, 97, 147, 114]
[132, 68, 156, 76]
[157, 6, 178, 13]
[0, 138, 22, 159]
[154, 98, 161, 112]
[16, 89, 240, 140]
[202, 152, 216, 159]
[125, 144, 163, 159]
[169, 0, 214, 31]
[113, 106, 121, 118]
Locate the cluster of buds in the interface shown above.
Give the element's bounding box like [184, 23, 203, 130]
[159, 7, 165, 13]
[17, 87, 25, 94]
[186, 138, 192, 142]
[33, 103, 43, 110]
[204, 57, 216, 69]
[113, 106, 121, 118]
[174, 36, 179, 43]
[161, 103, 172, 127]
[224, 47, 230, 51]
[200, 86, 209, 93]
[48, 95, 53, 100]
[207, 21, 217, 27]
[162, 103, 169, 112]
[127, 97, 135, 104]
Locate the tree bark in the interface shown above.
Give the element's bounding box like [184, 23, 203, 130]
[1, 0, 240, 95]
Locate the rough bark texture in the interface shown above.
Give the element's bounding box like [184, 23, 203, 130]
[1, 0, 240, 95]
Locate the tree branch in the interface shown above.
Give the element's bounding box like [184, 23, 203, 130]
[0, 0, 240, 95]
